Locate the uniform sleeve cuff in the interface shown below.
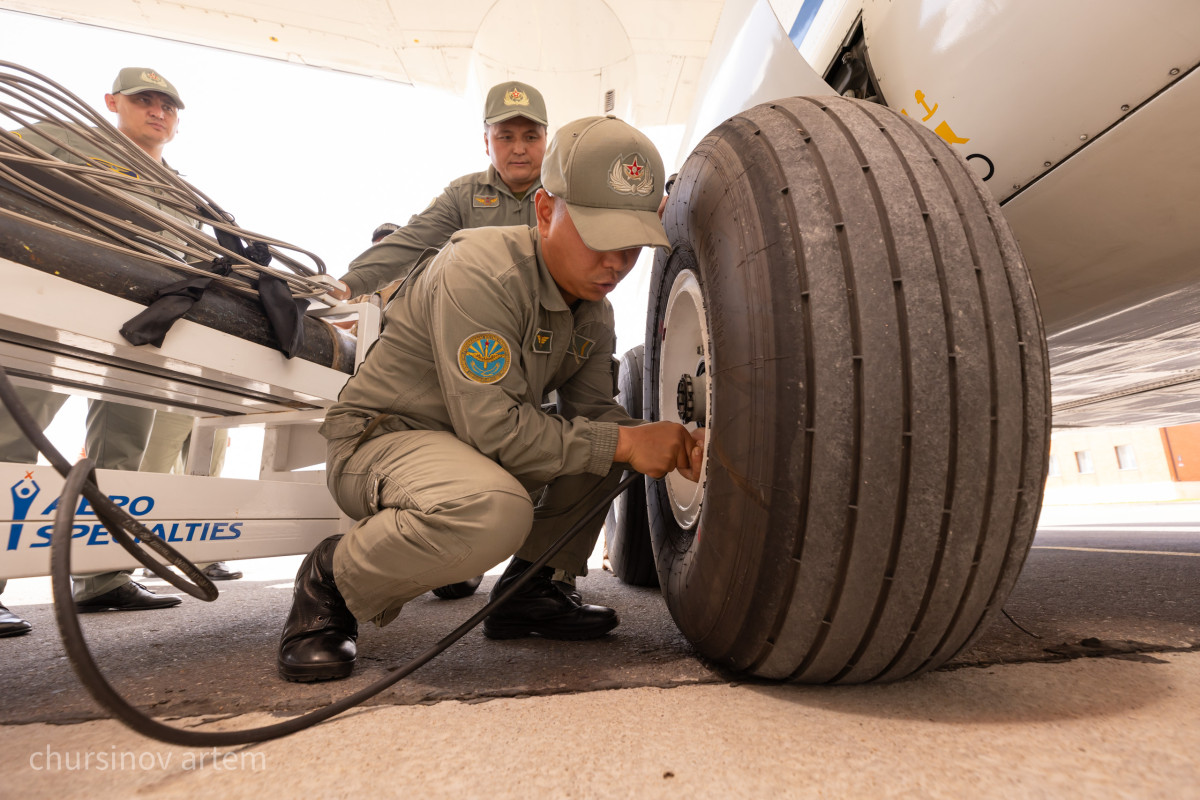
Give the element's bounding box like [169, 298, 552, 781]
[587, 421, 620, 476]
[340, 272, 368, 298]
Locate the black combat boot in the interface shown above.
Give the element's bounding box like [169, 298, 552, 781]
[483, 556, 618, 640]
[551, 577, 582, 605]
[431, 574, 484, 599]
[0, 602, 31, 637]
[278, 535, 358, 682]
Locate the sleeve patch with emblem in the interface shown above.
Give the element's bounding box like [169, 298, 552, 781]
[458, 332, 511, 383]
[568, 333, 596, 360]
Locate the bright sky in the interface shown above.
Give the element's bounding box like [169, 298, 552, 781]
[0, 9, 680, 474]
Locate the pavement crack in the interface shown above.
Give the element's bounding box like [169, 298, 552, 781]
[1041, 638, 1199, 662]
[945, 639, 1200, 671]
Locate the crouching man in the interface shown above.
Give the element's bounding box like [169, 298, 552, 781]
[278, 116, 702, 681]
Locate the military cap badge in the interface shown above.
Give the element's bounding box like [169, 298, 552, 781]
[504, 88, 529, 107]
[608, 153, 654, 196]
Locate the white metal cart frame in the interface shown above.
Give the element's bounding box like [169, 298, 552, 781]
[0, 257, 379, 579]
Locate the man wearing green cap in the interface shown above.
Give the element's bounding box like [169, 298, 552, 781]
[335, 81, 555, 602]
[0, 67, 194, 618]
[277, 116, 702, 682]
[331, 80, 550, 301]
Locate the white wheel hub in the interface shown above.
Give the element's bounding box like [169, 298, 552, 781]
[658, 269, 710, 529]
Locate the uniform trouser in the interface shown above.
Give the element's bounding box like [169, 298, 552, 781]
[140, 411, 229, 571]
[0, 387, 154, 601]
[0, 386, 69, 463]
[326, 430, 621, 627]
[140, 410, 228, 476]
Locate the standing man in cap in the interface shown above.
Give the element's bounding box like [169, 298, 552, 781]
[330, 80, 549, 300]
[278, 116, 702, 682]
[0, 67, 195, 618]
[335, 81, 561, 602]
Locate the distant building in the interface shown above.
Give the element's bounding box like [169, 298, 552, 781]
[1045, 423, 1200, 505]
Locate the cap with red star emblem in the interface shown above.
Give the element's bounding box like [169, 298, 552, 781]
[541, 115, 669, 251]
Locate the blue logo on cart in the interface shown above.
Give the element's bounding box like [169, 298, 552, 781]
[6, 472, 242, 550]
[7, 474, 40, 552]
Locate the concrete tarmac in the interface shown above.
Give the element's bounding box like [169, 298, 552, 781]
[4, 652, 1199, 799]
[3, 501, 1199, 798]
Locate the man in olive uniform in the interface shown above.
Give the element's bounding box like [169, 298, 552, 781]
[331, 80, 549, 300]
[337, 81, 588, 603]
[278, 116, 702, 682]
[0, 67, 195, 617]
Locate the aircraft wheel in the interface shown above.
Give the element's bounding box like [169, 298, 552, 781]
[605, 345, 658, 587]
[645, 95, 1050, 683]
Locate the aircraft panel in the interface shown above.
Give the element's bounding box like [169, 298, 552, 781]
[861, 0, 1200, 200]
[1007, 65, 1200, 427]
[0, 0, 726, 126]
[1007, 65, 1200, 334]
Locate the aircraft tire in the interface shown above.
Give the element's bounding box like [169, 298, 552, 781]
[604, 345, 659, 587]
[644, 95, 1050, 683]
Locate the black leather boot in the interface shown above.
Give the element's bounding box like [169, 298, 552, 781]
[551, 578, 582, 605]
[278, 535, 358, 682]
[483, 556, 617, 640]
[431, 574, 484, 599]
[0, 602, 32, 637]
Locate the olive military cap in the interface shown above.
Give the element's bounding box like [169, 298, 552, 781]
[112, 67, 185, 109]
[541, 115, 669, 251]
[484, 81, 548, 127]
[371, 222, 400, 243]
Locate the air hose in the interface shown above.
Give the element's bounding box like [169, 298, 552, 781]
[0, 365, 637, 746]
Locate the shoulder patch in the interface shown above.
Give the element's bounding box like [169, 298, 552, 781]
[458, 332, 511, 383]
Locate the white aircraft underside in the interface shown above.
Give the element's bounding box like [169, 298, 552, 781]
[0, 0, 726, 129]
[3, 0, 1200, 429]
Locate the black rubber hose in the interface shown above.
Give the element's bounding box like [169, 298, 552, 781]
[1, 365, 637, 745]
[0, 367, 214, 600]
